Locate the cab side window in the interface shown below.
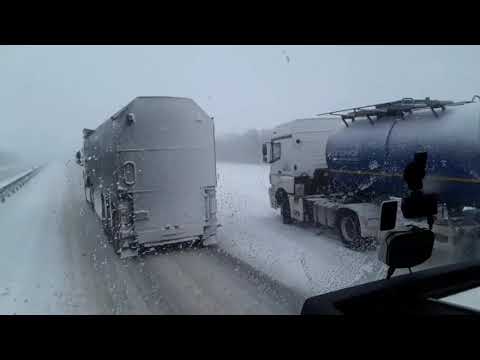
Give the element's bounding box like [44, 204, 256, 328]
[272, 142, 281, 162]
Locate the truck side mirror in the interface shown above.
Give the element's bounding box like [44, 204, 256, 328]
[126, 112, 136, 125]
[377, 200, 398, 261]
[378, 199, 435, 279]
[262, 143, 272, 163]
[75, 151, 83, 166]
[379, 227, 435, 279]
[380, 200, 398, 231]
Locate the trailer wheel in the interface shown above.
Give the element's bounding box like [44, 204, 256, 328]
[89, 187, 95, 210]
[101, 194, 109, 235]
[196, 237, 207, 248]
[111, 222, 121, 254]
[103, 195, 113, 237]
[112, 234, 121, 254]
[337, 210, 363, 249]
[105, 204, 116, 244]
[111, 209, 121, 254]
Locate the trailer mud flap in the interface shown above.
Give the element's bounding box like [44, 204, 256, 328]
[289, 195, 304, 222]
[269, 187, 278, 209]
[202, 233, 218, 246]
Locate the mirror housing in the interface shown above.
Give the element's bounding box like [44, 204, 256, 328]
[262, 142, 272, 163]
[378, 199, 434, 273]
[379, 227, 435, 269]
[126, 112, 136, 125]
[380, 200, 398, 231]
[75, 150, 83, 166]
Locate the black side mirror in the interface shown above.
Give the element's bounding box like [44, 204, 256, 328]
[383, 228, 435, 272]
[262, 143, 272, 163]
[380, 200, 398, 231]
[377, 151, 438, 279]
[378, 199, 435, 279]
[75, 151, 82, 166]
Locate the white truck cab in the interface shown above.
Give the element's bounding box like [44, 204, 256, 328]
[262, 117, 461, 252]
[263, 117, 341, 210]
[263, 117, 390, 249]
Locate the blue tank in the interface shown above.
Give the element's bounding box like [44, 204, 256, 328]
[325, 101, 480, 209]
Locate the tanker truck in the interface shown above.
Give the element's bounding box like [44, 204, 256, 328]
[263, 96, 480, 250]
[77, 96, 218, 258]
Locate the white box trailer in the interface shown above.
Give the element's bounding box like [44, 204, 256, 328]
[78, 97, 218, 257]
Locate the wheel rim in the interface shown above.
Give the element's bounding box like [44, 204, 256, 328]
[340, 216, 358, 243]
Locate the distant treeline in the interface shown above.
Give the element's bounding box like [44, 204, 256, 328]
[215, 129, 271, 164]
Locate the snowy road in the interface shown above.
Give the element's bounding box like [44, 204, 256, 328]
[0, 160, 457, 314]
[0, 161, 301, 314]
[216, 163, 386, 297]
[216, 163, 461, 296]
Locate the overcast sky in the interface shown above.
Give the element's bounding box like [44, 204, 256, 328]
[1, 45, 479, 162]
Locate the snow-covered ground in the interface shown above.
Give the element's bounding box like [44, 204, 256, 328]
[216, 162, 386, 297]
[216, 162, 458, 297]
[0, 160, 462, 314]
[0, 161, 300, 314]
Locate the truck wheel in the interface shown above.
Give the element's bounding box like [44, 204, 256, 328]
[281, 198, 293, 224]
[196, 236, 207, 248]
[101, 194, 106, 224]
[84, 186, 89, 204]
[90, 188, 95, 210]
[111, 210, 121, 254]
[337, 211, 363, 249]
[112, 235, 121, 254]
[104, 196, 113, 237]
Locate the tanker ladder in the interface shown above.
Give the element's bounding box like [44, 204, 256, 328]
[316, 96, 479, 127]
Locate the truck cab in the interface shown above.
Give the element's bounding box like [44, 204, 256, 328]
[263, 117, 341, 213]
[263, 117, 392, 249]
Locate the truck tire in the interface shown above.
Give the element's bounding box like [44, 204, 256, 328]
[90, 187, 95, 211]
[101, 194, 109, 236]
[111, 208, 121, 254]
[112, 234, 121, 254]
[111, 223, 121, 254]
[197, 236, 210, 248]
[105, 203, 116, 244]
[84, 186, 89, 204]
[103, 195, 113, 237]
[337, 210, 364, 250]
[281, 197, 293, 224]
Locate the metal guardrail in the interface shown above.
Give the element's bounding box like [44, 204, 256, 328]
[0, 165, 44, 203]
